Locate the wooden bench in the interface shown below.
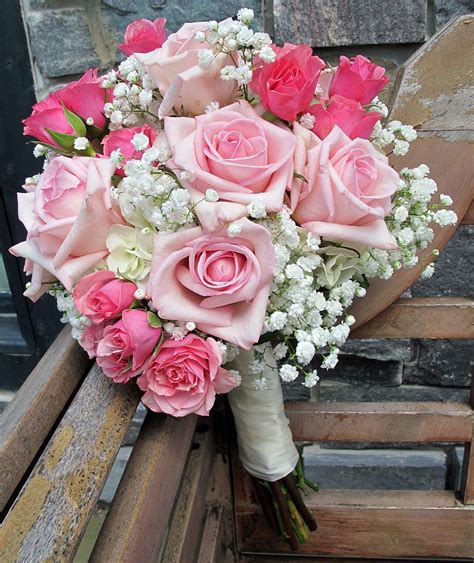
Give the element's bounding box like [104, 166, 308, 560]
[1, 15, 473, 562]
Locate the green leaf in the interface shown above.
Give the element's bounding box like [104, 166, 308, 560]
[45, 129, 76, 151]
[261, 110, 280, 123]
[147, 311, 163, 328]
[62, 106, 87, 137]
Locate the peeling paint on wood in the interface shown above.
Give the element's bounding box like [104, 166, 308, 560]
[0, 365, 140, 562]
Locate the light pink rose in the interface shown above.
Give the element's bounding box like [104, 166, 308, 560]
[137, 334, 236, 417]
[97, 309, 162, 383]
[147, 219, 275, 349]
[80, 323, 106, 359]
[102, 124, 158, 174]
[135, 21, 237, 117]
[56, 69, 111, 129]
[329, 55, 389, 105]
[164, 101, 296, 231]
[250, 43, 325, 121]
[10, 156, 124, 301]
[73, 270, 136, 324]
[23, 95, 76, 147]
[307, 95, 381, 140]
[118, 18, 167, 56]
[292, 124, 399, 248]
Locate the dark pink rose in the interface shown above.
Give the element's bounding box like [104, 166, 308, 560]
[118, 18, 167, 56]
[73, 270, 137, 324]
[307, 95, 381, 140]
[137, 334, 237, 417]
[23, 95, 76, 147]
[102, 124, 158, 171]
[250, 43, 325, 121]
[97, 309, 162, 383]
[56, 69, 110, 129]
[80, 323, 106, 359]
[329, 55, 389, 105]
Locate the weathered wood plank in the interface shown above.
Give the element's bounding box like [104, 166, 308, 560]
[0, 326, 91, 513]
[461, 200, 474, 224]
[0, 364, 140, 561]
[351, 297, 474, 339]
[285, 401, 472, 443]
[351, 15, 474, 330]
[161, 422, 215, 562]
[236, 488, 474, 558]
[90, 411, 197, 562]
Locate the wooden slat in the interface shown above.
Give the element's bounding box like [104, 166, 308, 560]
[0, 364, 139, 561]
[162, 422, 216, 562]
[351, 297, 474, 339]
[236, 488, 474, 559]
[285, 401, 472, 443]
[0, 326, 91, 513]
[461, 200, 474, 224]
[90, 411, 197, 562]
[351, 15, 474, 330]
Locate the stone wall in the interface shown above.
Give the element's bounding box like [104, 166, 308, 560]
[18, 0, 473, 493]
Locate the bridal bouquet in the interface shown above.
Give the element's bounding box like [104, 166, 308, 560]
[11, 8, 457, 548]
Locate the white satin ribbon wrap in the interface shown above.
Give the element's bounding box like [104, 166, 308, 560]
[228, 344, 299, 482]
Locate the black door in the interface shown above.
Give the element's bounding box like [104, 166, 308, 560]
[0, 1, 61, 391]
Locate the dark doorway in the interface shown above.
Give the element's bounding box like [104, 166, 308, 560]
[0, 1, 61, 391]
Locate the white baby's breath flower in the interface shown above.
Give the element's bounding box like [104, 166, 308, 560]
[440, 193, 453, 206]
[273, 342, 288, 361]
[303, 370, 320, 388]
[73, 137, 89, 151]
[279, 364, 299, 382]
[268, 311, 288, 331]
[247, 200, 267, 218]
[194, 31, 206, 43]
[33, 144, 48, 158]
[205, 188, 219, 202]
[198, 49, 215, 67]
[401, 125, 417, 142]
[237, 8, 254, 24]
[433, 209, 457, 226]
[131, 133, 150, 151]
[259, 45, 276, 63]
[296, 341, 316, 365]
[393, 140, 410, 156]
[227, 220, 242, 237]
[86, 117, 95, 126]
[205, 101, 220, 113]
[420, 263, 435, 279]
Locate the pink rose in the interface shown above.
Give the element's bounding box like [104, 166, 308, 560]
[250, 43, 325, 121]
[329, 55, 389, 105]
[23, 95, 76, 147]
[147, 219, 275, 349]
[10, 156, 124, 301]
[80, 323, 106, 359]
[137, 334, 237, 417]
[307, 95, 381, 140]
[97, 309, 162, 383]
[135, 21, 237, 117]
[164, 101, 296, 231]
[56, 69, 110, 129]
[102, 124, 158, 172]
[292, 124, 398, 248]
[73, 270, 136, 324]
[118, 18, 167, 56]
